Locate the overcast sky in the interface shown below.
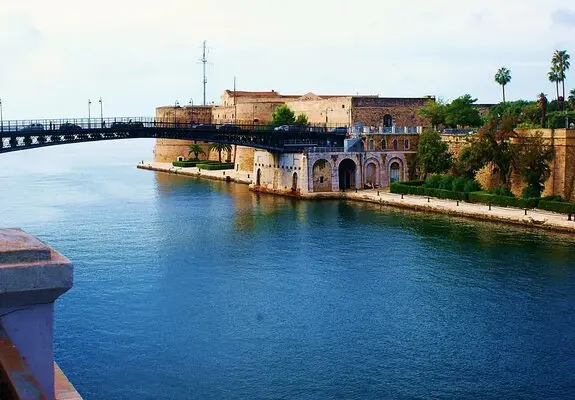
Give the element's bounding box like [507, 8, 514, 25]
[1, 0, 574, 120]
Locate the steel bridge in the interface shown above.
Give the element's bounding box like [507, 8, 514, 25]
[0, 117, 347, 154]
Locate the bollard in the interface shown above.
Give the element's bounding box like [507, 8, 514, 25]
[427, 197, 430, 203]
[377, 191, 380, 196]
[401, 194, 403, 199]
[457, 201, 459, 206]
[223, 171, 225, 176]
[524, 209, 527, 216]
[489, 204, 491, 211]
[247, 174, 250, 178]
[355, 188, 358, 193]
[569, 214, 572, 221]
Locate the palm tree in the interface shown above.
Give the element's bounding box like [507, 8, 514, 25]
[209, 142, 232, 163]
[187, 144, 205, 160]
[538, 93, 548, 128]
[494, 67, 512, 103]
[548, 66, 562, 104]
[552, 50, 571, 111]
[569, 88, 575, 111]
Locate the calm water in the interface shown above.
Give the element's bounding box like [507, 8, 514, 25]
[0, 140, 574, 399]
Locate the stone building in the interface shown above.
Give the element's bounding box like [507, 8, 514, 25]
[153, 90, 433, 177]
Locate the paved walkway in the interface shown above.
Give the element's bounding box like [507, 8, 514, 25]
[137, 162, 575, 233]
[344, 189, 575, 233]
[136, 161, 252, 184]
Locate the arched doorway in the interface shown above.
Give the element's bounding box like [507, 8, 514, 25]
[389, 161, 402, 183]
[383, 114, 393, 127]
[292, 172, 298, 192]
[365, 162, 378, 188]
[312, 159, 332, 192]
[338, 159, 356, 191]
[256, 168, 261, 186]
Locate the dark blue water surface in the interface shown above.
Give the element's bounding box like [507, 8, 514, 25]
[1, 140, 574, 399]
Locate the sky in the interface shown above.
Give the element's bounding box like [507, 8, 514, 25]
[0, 0, 574, 120]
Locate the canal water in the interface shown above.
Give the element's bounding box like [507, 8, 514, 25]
[0, 140, 574, 399]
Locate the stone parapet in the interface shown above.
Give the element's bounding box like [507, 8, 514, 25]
[0, 228, 75, 399]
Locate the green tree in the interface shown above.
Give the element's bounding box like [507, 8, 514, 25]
[416, 129, 452, 178]
[294, 113, 309, 126]
[187, 144, 206, 160]
[514, 131, 554, 198]
[444, 95, 482, 128]
[209, 142, 232, 163]
[473, 116, 517, 186]
[494, 67, 511, 103]
[271, 105, 296, 126]
[417, 99, 447, 128]
[552, 50, 571, 111]
[454, 144, 488, 179]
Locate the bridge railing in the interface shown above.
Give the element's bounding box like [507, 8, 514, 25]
[0, 118, 353, 135]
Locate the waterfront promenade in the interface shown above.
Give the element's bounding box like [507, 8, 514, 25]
[138, 162, 575, 234]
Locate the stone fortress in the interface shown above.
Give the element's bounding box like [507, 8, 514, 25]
[154, 90, 432, 195]
[154, 90, 575, 200]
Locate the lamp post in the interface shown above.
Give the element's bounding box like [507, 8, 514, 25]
[189, 98, 193, 125]
[0, 98, 3, 133]
[99, 97, 104, 128]
[88, 99, 92, 128]
[174, 100, 179, 128]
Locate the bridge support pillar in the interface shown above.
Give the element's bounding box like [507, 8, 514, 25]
[0, 228, 74, 399]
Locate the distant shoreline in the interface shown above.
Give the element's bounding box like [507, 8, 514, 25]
[138, 162, 575, 234]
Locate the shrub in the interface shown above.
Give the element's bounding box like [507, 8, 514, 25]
[490, 186, 514, 197]
[541, 195, 563, 202]
[538, 200, 575, 214]
[521, 186, 540, 200]
[172, 161, 198, 168]
[452, 177, 466, 192]
[401, 180, 425, 186]
[424, 174, 442, 189]
[463, 179, 481, 193]
[439, 175, 455, 190]
[468, 192, 539, 208]
[196, 163, 235, 170]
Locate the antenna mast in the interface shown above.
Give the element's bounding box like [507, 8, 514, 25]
[201, 40, 208, 106]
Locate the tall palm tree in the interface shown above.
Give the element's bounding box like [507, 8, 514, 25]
[209, 142, 232, 163]
[548, 66, 562, 104]
[538, 93, 548, 128]
[552, 50, 571, 111]
[187, 144, 206, 160]
[494, 67, 512, 103]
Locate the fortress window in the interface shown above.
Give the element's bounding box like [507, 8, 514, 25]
[393, 139, 398, 150]
[404, 139, 410, 150]
[369, 139, 375, 150]
[381, 140, 386, 150]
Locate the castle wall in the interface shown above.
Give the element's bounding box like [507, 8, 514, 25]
[252, 151, 308, 194]
[352, 97, 432, 127]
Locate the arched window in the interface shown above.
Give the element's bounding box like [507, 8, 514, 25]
[404, 139, 409, 149]
[393, 139, 398, 150]
[368, 139, 375, 150]
[383, 114, 393, 127]
[381, 139, 386, 150]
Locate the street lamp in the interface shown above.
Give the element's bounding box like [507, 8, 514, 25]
[99, 97, 104, 128]
[174, 100, 179, 128]
[0, 98, 3, 133]
[88, 99, 92, 128]
[189, 98, 193, 125]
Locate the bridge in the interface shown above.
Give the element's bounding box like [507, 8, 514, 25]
[0, 117, 347, 154]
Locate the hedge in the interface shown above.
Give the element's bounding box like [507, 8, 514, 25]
[172, 161, 199, 168]
[538, 200, 575, 214]
[390, 183, 467, 201]
[467, 192, 539, 209]
[196, 163, 235, 170]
